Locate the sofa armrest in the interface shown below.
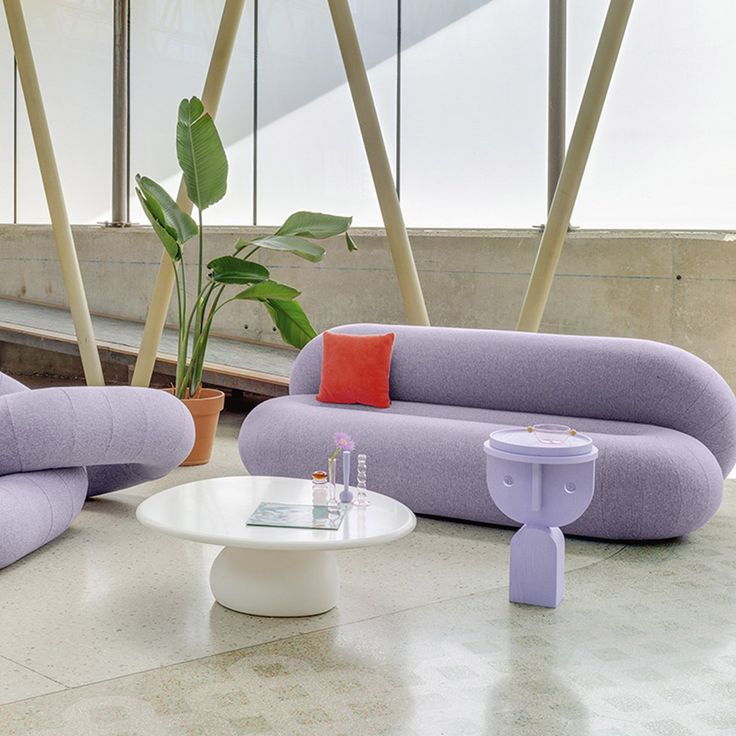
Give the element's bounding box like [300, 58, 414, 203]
[0, 386, 194, 493]
[0, 371, 29, 398]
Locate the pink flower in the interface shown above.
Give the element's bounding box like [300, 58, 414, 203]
[330, 432, 355, 459]
[334, 432, 355, 452]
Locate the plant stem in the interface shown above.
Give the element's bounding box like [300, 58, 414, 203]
[172, 263, 185, 394]
[185, 283, 226, 394]
[188, 297, 211, 396]
[183, 281, 215, 350]
[241, 245, 260, 260]
[176, 257, 189, 398]
[191, 209, 204, 377]
[197, 208, 204, 302]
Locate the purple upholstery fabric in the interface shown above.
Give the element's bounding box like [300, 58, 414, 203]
[240, 324, 736, 541]
[0, 375, 195, 568]
[0, 469, 88, 569]
[0, 372, 29, 397]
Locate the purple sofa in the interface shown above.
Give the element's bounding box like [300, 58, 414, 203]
[239, 324, 736, 541]
[0, 372, 195, 568]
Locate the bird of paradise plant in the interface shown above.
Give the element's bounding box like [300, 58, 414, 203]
[135, 96, 357, 399]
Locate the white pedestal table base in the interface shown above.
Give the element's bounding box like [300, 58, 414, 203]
[209, 547, 340, 616]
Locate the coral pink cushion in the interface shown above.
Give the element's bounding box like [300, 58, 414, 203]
[316, 332, 395, 408]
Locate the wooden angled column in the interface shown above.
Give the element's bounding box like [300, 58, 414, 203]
[4, 0, 105, 385]
[327, 0, 429, 326]
[131, 0, 247, 387]
[517, 0, 634, 333]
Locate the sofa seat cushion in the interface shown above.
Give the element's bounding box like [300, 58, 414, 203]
[239, 395, 724, 540]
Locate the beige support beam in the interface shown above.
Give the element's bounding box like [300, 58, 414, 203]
[3, 0, 105, 385]
[517, 0, 634, 333]
[131, 0, 246, 387]
[327, 0, 429, 326]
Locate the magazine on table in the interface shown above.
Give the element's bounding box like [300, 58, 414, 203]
[247, 502, 346, 530]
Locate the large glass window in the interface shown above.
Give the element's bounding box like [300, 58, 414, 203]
[0, 20, 12, 223]
[0, 0, 733, 229]
[256, 0, 396, 227]
[15, 0, 112, 224]
[400, 0, 547, 228]
[569, 0, 736, 229]
[129, 0, 255, 226]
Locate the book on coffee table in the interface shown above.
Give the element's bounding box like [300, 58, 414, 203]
[247, 502, 346, 530]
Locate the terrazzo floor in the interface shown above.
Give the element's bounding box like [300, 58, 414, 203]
[1, 410, 735, 735]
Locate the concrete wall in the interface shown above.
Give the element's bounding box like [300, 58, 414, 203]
[0, 224, 734, 388]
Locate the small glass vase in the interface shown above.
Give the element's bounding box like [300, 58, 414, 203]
[339, 450, 354, 504]
[327, 456, 340, 514]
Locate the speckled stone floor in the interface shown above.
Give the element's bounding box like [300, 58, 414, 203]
[1, 411, 734, 735]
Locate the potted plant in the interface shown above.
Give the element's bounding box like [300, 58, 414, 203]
[136, 96, 356, 465]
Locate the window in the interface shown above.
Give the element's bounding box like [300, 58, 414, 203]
[256, 0, 396, 227]
[15, 0, 112, 224]
[0, 0, 732, 229]
[0, 20, 12, 223]
[569, 0, 736, 229]
[129, 0, 255, 226]
[400, 0, 546, 228]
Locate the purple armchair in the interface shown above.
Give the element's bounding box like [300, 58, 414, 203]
[0, 372, 194, 568]
[239, 324, 736, 541]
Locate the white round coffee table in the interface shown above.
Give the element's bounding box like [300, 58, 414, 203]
[136, 475, 416, 617]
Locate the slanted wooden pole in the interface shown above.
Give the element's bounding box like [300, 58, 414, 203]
[327, 0, 429, 326]
[3, 0, 105, 385]
[131, 0, 247, 387]
[517, 0, 634, 332]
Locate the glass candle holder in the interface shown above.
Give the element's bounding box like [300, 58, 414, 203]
[354, 453, 370, 507]
[529, 424, 576, 445]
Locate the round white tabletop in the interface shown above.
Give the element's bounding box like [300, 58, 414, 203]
[136, 476, 416, 617]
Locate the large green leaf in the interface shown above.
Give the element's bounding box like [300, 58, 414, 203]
[135, 175, 198, 244]
[135, 187, 181, 262]
[234, 280, 301, 301]
[208, 255, 269, 284]
[264, 298, 317, 349]
[176, 96, 228, 210]
[237, 235, 326, 263]
[345, 232, 359, 252]
[276, 211, 353, 240]
[135, 179, 167, 231]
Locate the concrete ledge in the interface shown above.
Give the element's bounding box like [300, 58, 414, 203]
[0, 224, 734, 389]
[0, 297, 293, 395]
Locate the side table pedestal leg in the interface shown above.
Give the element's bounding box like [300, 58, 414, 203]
[509, 525, 565, 608]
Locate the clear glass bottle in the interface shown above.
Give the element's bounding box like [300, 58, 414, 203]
[311, 470, 328, 506]
[354, 453, 370, 507]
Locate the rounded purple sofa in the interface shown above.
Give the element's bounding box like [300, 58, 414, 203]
[239, 324, 736, 541]
[0, 372, 195, 568]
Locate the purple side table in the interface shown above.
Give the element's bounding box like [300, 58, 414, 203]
[483, 428, 598, 608]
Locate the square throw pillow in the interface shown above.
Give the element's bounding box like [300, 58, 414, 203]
[316, 331, 396, 408]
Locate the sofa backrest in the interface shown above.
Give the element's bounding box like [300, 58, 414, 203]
[290, 324, 736, 475]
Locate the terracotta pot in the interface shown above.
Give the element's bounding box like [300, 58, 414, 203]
[165, 388, 225, 466]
